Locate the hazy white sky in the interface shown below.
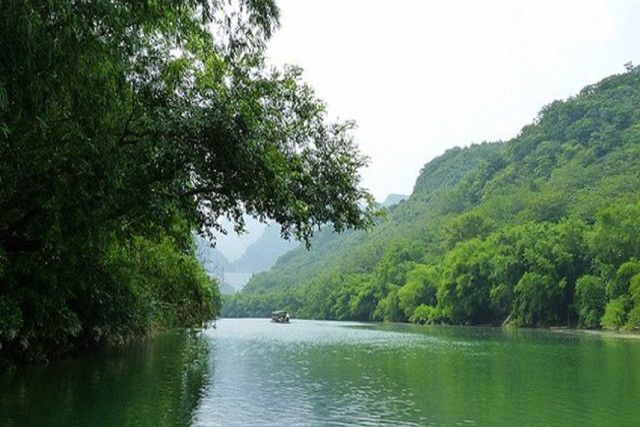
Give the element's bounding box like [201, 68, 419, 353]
[266, 0, 640, 200]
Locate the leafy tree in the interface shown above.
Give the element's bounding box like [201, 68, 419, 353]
[625, 275, 640, 329]
[438, 239, 495, 324]
[0, 0, 373, 365]
[442, 212, 493, 249]
[398, 264, 439, 318]
[607, 261, 640, 299]
[512, 273, 564, 327]
[575, 275, 606, 328]
[373, 285, 404, 322]
[349, 281, 378, 321]
[592, 206, 640, 269]
[601, 296, 630, 330]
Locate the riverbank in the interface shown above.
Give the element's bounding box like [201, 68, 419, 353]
[548, 326, 640, 340]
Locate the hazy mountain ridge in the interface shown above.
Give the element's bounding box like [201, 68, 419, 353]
[381, 194, 408, 207]
[195, 234, 231, 275]
[195, 222, 300, 293]
[230, 224, 299, 273]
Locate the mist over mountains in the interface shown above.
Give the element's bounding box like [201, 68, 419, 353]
[381, 194, 408, 207]
[195, 221, 299, 294]
[196, 195, 408, 294]
[230, 224, 299, 273]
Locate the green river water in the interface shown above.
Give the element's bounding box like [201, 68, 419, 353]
[1, 318, 640, 426]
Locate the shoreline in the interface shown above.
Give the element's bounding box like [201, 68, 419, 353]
[548, 326, 640, 340]
[221, 317, 640, 340]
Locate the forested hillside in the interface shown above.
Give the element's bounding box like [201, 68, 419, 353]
[225, 68, 640, 330]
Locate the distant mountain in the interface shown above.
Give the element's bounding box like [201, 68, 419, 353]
[224, 272, 254, 292]
[195, 236, 244, 294]
[381, 193, 408, 208]
[195, 223, 299, 293]
[211, 215, 267, 262]
[218, 281, 237, 295]
[194, 234, 230, 277]
[231, 224, 299, 273]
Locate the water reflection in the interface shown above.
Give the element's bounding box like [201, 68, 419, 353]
[193, 320, 432, 426]
[3, 320, 640, 426]
[192, 319, 640, 427]
[0, 331, 210, 427]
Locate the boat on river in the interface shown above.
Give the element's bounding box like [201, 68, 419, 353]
[271, 310, 290, 323]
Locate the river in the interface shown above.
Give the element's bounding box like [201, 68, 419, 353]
[1, 319, 640, 426]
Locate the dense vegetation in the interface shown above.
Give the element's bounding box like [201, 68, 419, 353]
[225, 67, 640, 331]
[0, 0, 372, 366]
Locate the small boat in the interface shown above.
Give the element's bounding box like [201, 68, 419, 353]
[271, 310, 290, 323]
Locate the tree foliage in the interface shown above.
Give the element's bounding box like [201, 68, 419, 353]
[0, 0, 372, 365]
[575, 275, 606, 329]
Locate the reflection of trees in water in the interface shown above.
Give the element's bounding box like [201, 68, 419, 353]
[0, 332, 212, 427]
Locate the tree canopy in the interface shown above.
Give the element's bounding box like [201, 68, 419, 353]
[0, 0, 372, 366]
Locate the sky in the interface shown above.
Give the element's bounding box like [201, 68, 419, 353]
[265, 0, 640, 201]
